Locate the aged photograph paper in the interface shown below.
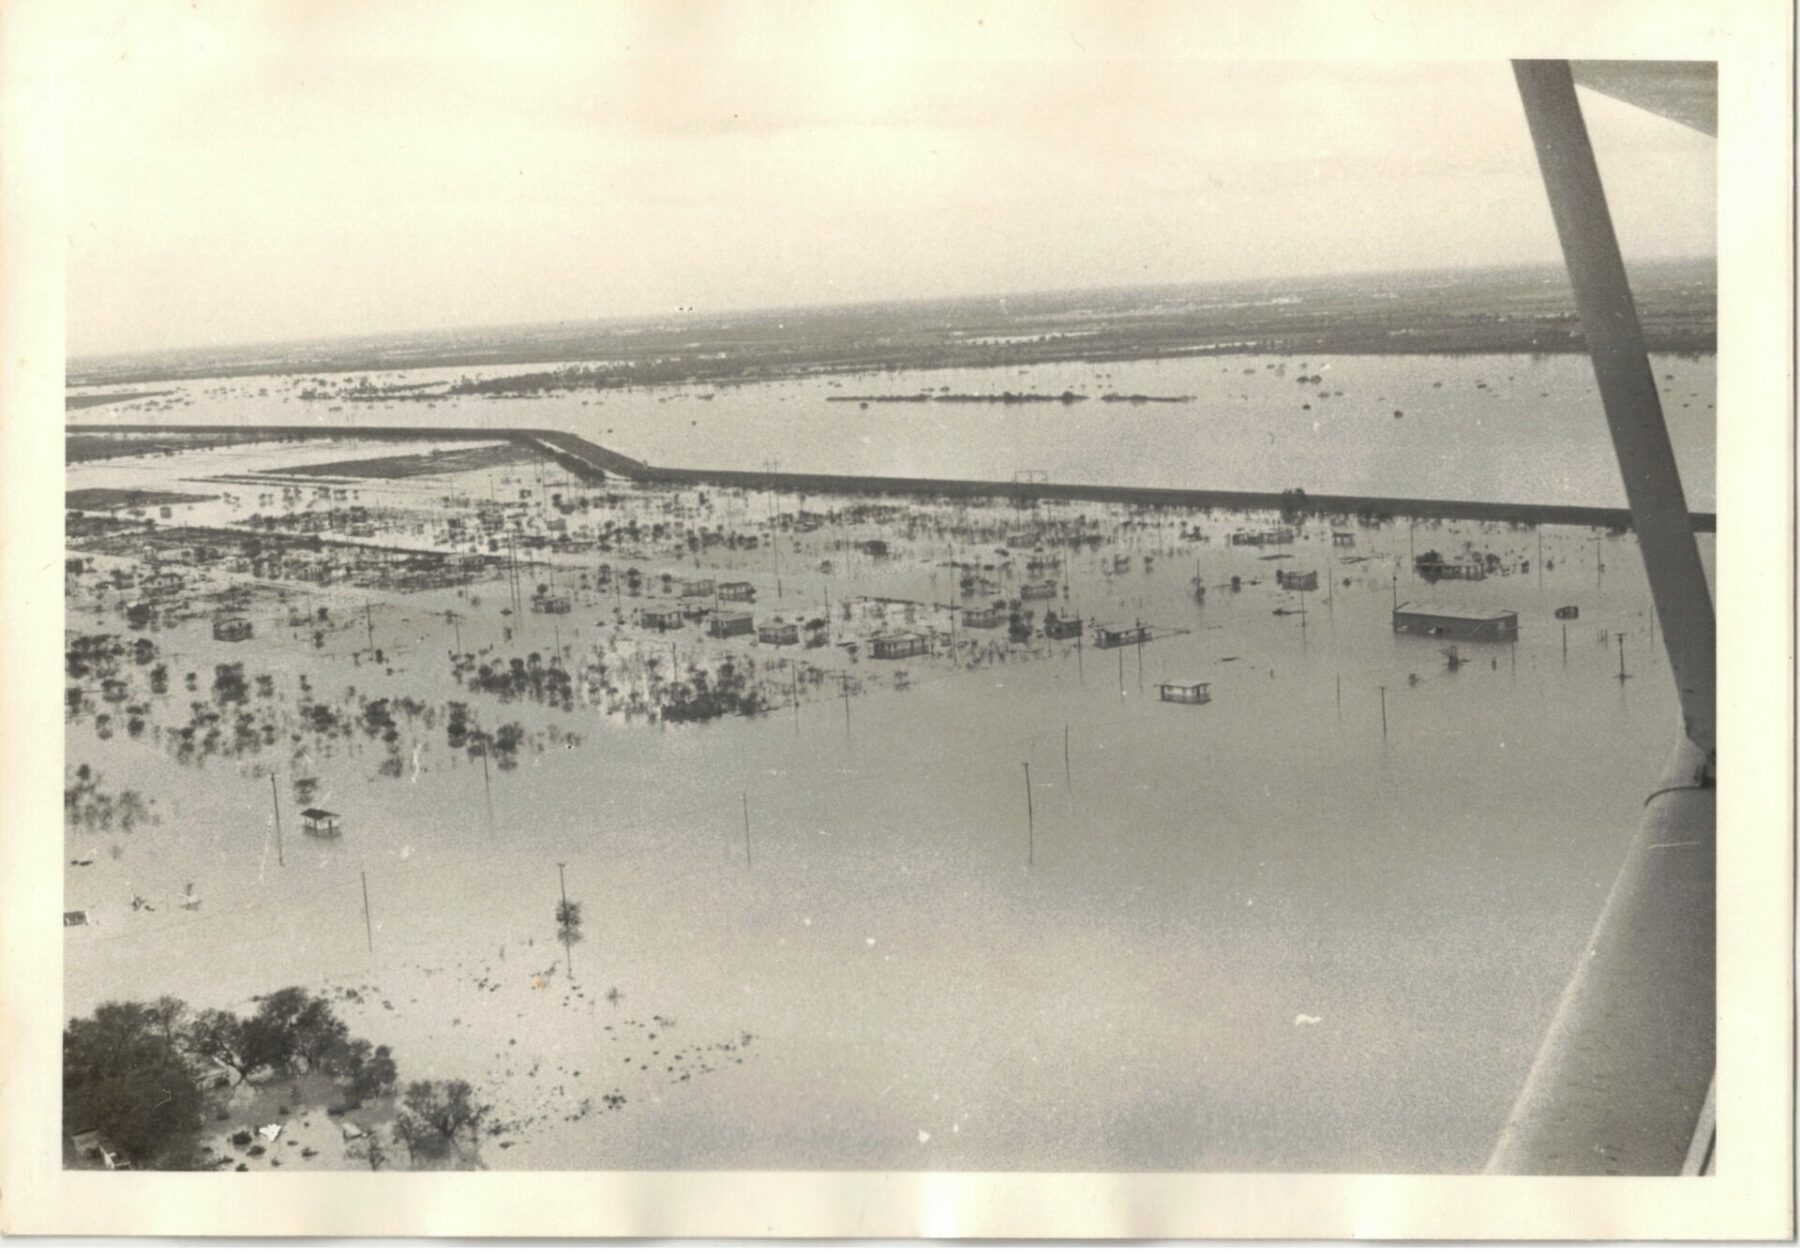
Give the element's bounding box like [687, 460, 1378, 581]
[1, 0, 1792, 1239]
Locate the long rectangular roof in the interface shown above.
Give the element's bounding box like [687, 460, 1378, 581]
[1394, 601, 1517, 620]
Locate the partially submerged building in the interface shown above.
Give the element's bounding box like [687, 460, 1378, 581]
[718, 580, 756, 602]
[708, 611, 754, 638]
[962, 605, 1005, 629]
[1229, 526, 1296, 547]
[1392, 602, 1519, 642]
[1157, 680, 1212, 705]
[638, 606, 684, 631]
[757, 620, 800, 646]
[1020, 580, 1058, 600]
[1415, 557, 1487, 581]
[211, 616, 253, 642]
[1094, 622, 1152, 649]
[871, 632, 930, 660]
[1277, 570, 1319, 592]
[301, 808, 341, 836]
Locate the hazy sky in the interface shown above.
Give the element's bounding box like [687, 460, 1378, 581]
[63, 5, 1716, 356]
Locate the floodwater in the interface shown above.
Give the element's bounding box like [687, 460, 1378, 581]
[63, 431, 1713, 1171]
[70, 351, 1717, 510]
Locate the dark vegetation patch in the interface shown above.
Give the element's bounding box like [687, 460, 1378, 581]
[66, 390, 177, 411]
[272, 443, 535, 480]
[65, 430, 277, 464]
[65, 487, 218, 511]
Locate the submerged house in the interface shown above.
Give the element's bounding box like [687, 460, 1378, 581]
[1094, 622, 1152, 649]
[301, 808, 341, 836]
[1020, 580, 1058, 600]
[1392, 602, 1519, 642]
[871, 632, 930, 660]
[530, 591, 571, 614]
[1277, 570, 1319, 592]
[1044, 615, 1084, 640]
[962, 605, 1005, 629]
[211, 616, 253, 642]
[1157, 680, 1212, 705]
[1229, 526, 1296, 547]
[708, 611, 754, 638]
[638, 606, 684, 631]
[1415, 557, 1487, 581]
[718, 580, 756, 602]
[757, 620, 800, 646]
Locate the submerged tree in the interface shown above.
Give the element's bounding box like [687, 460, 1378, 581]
[64, 1000, 204, 1168]
[555, 898, 584, 946]
[393, 1079, 491, 1163]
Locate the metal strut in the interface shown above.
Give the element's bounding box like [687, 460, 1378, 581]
[1512, 59, 1717, 768]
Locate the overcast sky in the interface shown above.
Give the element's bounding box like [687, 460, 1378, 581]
[63, 4, 1715, 356]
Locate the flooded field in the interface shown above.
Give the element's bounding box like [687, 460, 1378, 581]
[69, 350, 1717, 511]
[63, 430, 1710, 1171]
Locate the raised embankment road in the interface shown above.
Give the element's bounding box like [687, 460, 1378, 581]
[69, 422, 1715, 533]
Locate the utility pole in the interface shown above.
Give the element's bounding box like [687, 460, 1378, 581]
[270, 772, 284, 867]
[1379, 685, 1389, 741]
[364, 600, 375, 653]
[1022, 762, 1035, 868]
[789, 659, 800, 732]
[480, 747, 494, 837]
[742, 791, 752, 869]
[1538, 531, 1545, 588]
[557, 862, 573, 978]
[1617, 632, 1629, 682]
[360, 870, 374, 959]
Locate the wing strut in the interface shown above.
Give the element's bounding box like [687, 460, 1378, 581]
[1487, 59, 1716, 1176]
[1512, 58, 1716, 764]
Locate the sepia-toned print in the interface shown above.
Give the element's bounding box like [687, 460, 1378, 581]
[22, 10, 1778, 1236]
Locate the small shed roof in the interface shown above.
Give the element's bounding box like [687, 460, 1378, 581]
[300, 808, 339, 820]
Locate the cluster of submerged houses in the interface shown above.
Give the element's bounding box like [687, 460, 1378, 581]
[621, 567, 1168, 664]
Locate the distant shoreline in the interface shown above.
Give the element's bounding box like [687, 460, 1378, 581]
[67, 260, 1715, 390]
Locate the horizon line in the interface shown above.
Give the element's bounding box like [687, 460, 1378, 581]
[67, 253, 1716, 369]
